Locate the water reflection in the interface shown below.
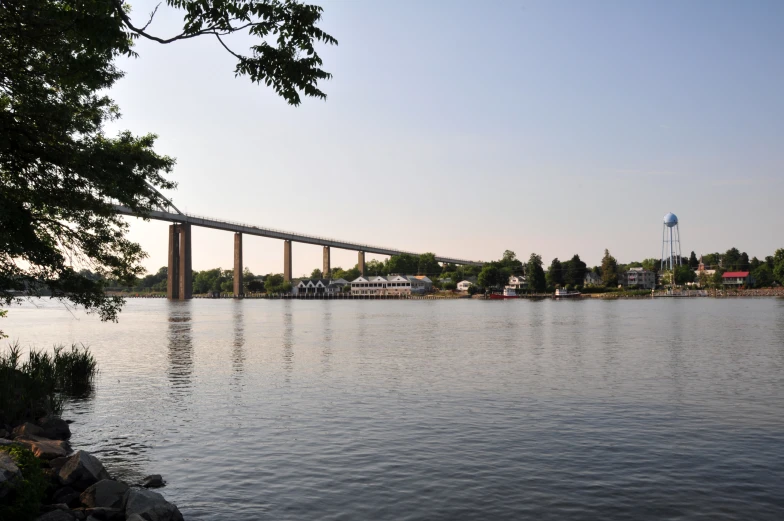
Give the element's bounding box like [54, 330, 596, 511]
[321, 307, 333, 374]
[282, 300, 294, 381]
[231, 301, 245, 392]
[167, 302, 193, 400]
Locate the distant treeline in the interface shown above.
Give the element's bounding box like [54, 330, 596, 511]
[98, 247, 784, 294]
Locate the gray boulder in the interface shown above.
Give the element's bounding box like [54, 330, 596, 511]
[34, 509, 77, 521]
[53, 486, 82, 507]
[12, 421, 45, 439]
[16, 436, 71, 460]
[124, 488, 184, 521]
[80, 507, 123, 520]
[142, 474, 165, 488]
[50, 456, 70, 471]
[38, 417, 72, 440]
[80, 479, 128, 508]
[0, 451, 22, 499]
[58, 450, 110, 490]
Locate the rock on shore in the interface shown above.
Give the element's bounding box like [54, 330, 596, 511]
[1, 416, 184, 521]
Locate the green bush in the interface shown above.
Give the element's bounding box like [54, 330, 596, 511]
[0, 342, 97, 426]
[0, 446, 48, 521]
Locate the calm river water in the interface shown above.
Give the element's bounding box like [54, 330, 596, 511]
[5, 298, 784, 520]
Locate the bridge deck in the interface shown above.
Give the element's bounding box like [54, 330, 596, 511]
[114, 205, 484, 266]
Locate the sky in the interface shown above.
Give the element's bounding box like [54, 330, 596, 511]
[108, 0, 784, 276]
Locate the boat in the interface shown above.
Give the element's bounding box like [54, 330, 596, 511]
[554, 288, 581, 298]
[489, 287, 519, 299]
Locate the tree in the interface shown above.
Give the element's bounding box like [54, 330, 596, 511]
[739, 252, 750, 271]
[417, 253, 441, 277]
[752, 264, 773, 288]
[722, 248, 742, 271]
[546, 258, 563, 288]
[1, 0, 337, 324]
[387, 254, 419, 275]
[263, 273, 285, 294]
[310, 269, 323, 279]
[641, 258, 660, 273]
[365, 260, 386, 277]
[526, 254, 546, 293]
[477, 266, 501, 289]
[499, 250, 524, 273]
[773, 249, 784, 285]
[563, 254, 586, 287]
[674, 265, 695, 285]
[601, 249, 618, 287]
[688, 251, 699, 269]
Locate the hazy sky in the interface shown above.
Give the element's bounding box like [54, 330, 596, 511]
[110, 0, 784, 275]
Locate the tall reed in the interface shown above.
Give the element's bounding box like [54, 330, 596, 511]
[0, 342, 97, 427]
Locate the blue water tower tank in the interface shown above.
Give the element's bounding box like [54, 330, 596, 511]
[663, 212, 678, 228]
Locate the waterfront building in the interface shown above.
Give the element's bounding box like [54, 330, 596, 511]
[292, 279, 330, 295]
[350, 275, 432, 295]
[507, 275, 527, 290]
[584, 272, 602, 286]
[457, 280, 474, 291]
[327, 278, 350, 293]
[619, 267, 656, 289]
[721, 271, 754, 287]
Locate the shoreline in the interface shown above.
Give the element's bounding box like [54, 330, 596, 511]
[1, 418, 182, 521]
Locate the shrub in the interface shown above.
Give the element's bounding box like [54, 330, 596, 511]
[0, 446, 48, 521]
[0, 342, 97, 426]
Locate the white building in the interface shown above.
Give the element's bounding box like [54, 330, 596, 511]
[350, 275, 433, 295]
[293, 278, 349, 295]
[619, 267, 656, 289]
[507, 275, 527, 290]
[457, 280, 474, 291]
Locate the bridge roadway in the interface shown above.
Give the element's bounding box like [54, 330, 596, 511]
[114, 205, 484, 266]
[116, 204, 483, 299]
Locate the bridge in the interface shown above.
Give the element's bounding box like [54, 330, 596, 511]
[114, 190, 484, 300]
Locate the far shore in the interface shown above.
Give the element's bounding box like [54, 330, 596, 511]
[106, 287, 784, 300]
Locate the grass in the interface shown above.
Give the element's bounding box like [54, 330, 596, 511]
[0, 342, 98, 427]
[0, 445, 48, 521]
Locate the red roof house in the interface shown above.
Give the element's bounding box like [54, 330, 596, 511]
[722, 271, 753, 286]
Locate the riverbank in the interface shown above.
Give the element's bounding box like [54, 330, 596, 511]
[1, 417, 183, 521]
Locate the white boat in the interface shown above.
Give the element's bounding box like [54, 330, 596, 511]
[554, 288, 581, 298]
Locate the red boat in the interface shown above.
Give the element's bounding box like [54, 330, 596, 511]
[489, 287, 519, 299]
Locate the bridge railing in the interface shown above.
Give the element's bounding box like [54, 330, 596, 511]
[113, 202, 485, 266]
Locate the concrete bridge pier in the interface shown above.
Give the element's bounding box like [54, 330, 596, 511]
[233, 232, 243, 297]
[323, 246, 330, 279]
[358, 251, 365, 277]
[167, 223, 192, 300]
[284, 240, 292, 282]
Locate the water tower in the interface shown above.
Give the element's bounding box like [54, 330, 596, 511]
[660, 212, 682, 272]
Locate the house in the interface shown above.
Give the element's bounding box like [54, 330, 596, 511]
[584, 272, 602, 286]
[507, 275, 527, 290]
[350, 275, 433, 295]
[457, 280, 474, 291]
[619, 267, 656, 289]
[326, 278, 350, 294]
[722, 271, 754, 287]
[292, 279, 330, 295]
[697, 255, 716, 278]
[409, 275, 433, 294]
